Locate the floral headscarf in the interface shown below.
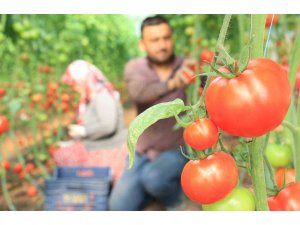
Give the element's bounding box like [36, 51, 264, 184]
[62, 60, 119, 124]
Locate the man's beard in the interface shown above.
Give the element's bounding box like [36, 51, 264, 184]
[147, 53, 175, 66]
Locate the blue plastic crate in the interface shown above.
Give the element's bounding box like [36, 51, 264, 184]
[54, 166, 112, 181]
[44, 166, 112, 211]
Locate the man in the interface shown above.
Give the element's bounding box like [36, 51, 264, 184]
[109, 15, 196, 211]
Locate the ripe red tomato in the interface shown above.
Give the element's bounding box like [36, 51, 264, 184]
[274, 182, 300, 211]
[26, 163, 35, 174]
[0, 116, 9, 135]
[0, 88, 6, 98]
[275, 168, 295, 188]
[27, 185, 38, 197]
[183, 118, 219, 150]
[183, 65, 196, 84]
[31, 93, 43, 103]
[281, 64, 300, 90]
[200, 49, 214, 63]
[205, 58, 291, 137]
[268, 196, 282, 211]
[61, 102, 69, 112]
[48, 81, 58, 92]
[181, 151, 238, 204]
[1, 161, 10, 171]
[61, 93, 71, 102]
[13, 163, 23, 174]
[265, 14, 279, 28]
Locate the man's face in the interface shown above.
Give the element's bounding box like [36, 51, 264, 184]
[140, 23, 174, 65]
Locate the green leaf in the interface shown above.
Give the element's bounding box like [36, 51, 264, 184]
[127, 98, 187, 168]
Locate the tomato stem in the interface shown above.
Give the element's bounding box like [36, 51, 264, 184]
[216, 44, 236, 68]
[193, 14, 232, 111]
[248, 138, 269, 210]
[174, 113, 190, 128]
[293, 130, 300, 181]
[248, 14, 269, 211]
[0, 170, 17, 211]
[250, 15, 266, 59]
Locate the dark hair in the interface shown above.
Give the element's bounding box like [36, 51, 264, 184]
[141, 15, 171, 37]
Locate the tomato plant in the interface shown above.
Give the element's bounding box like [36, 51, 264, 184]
[202, 187, 256, 211]
[181, 151, 238, 204]
[183, 118, 219, 150]
[205, 58, 292, 137]
[265, 144, 293, 168]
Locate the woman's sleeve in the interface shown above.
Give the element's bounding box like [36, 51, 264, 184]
[83, 90, 118, 140]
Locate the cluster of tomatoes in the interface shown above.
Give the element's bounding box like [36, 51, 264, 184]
[180, 57, 298, 210]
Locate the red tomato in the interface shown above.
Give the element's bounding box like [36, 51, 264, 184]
[61, 93, 71, 102]
[275, 182, 300, 211]
[183, 118, 219, 150]
[268, 196, 282, 211]
[26, 163, 35, 173]
[183, 65, 197, 84]
[27, 185, 38, 197]
[1, 161, 10, 171]
[48, 81, 58, 92]
[0, 88, 6, 98]
[181, 151, 238, 204]
[0, 116, 9, 135]
[61, 102, 69, 112]
[275, 168, 295, 188]
[295, 68, 300, 90]
[281, 64, 300, 90]
[31, 93, 43, 103]
[200, 49, 214, 63]
[205, 58, 291, 137]
[266, 14, 279, 28]
[13, 163, 23, 174]
[38, 65, 53, 74]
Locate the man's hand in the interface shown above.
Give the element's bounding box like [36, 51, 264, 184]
[167, 58, 197, 91]
[68, 124, 87, 139]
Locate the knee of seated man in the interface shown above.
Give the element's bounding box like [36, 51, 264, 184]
[140, 165, 170, 195]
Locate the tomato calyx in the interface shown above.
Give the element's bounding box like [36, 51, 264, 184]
[180, 145, 209, 160]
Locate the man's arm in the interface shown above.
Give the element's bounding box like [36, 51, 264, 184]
[125, 59, 194, 104]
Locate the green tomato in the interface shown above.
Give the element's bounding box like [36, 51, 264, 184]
[201, 39, 209, 47]
[36, 113, 48, 122]
[37, 153, 48, 162]
[184, 27, 194, 37]
[202, 187, 256, 211]
[45, 137, 55, 146]
[265, 143, 293, 168]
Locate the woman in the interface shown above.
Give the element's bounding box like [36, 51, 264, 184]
[54, 60, 127, 183]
